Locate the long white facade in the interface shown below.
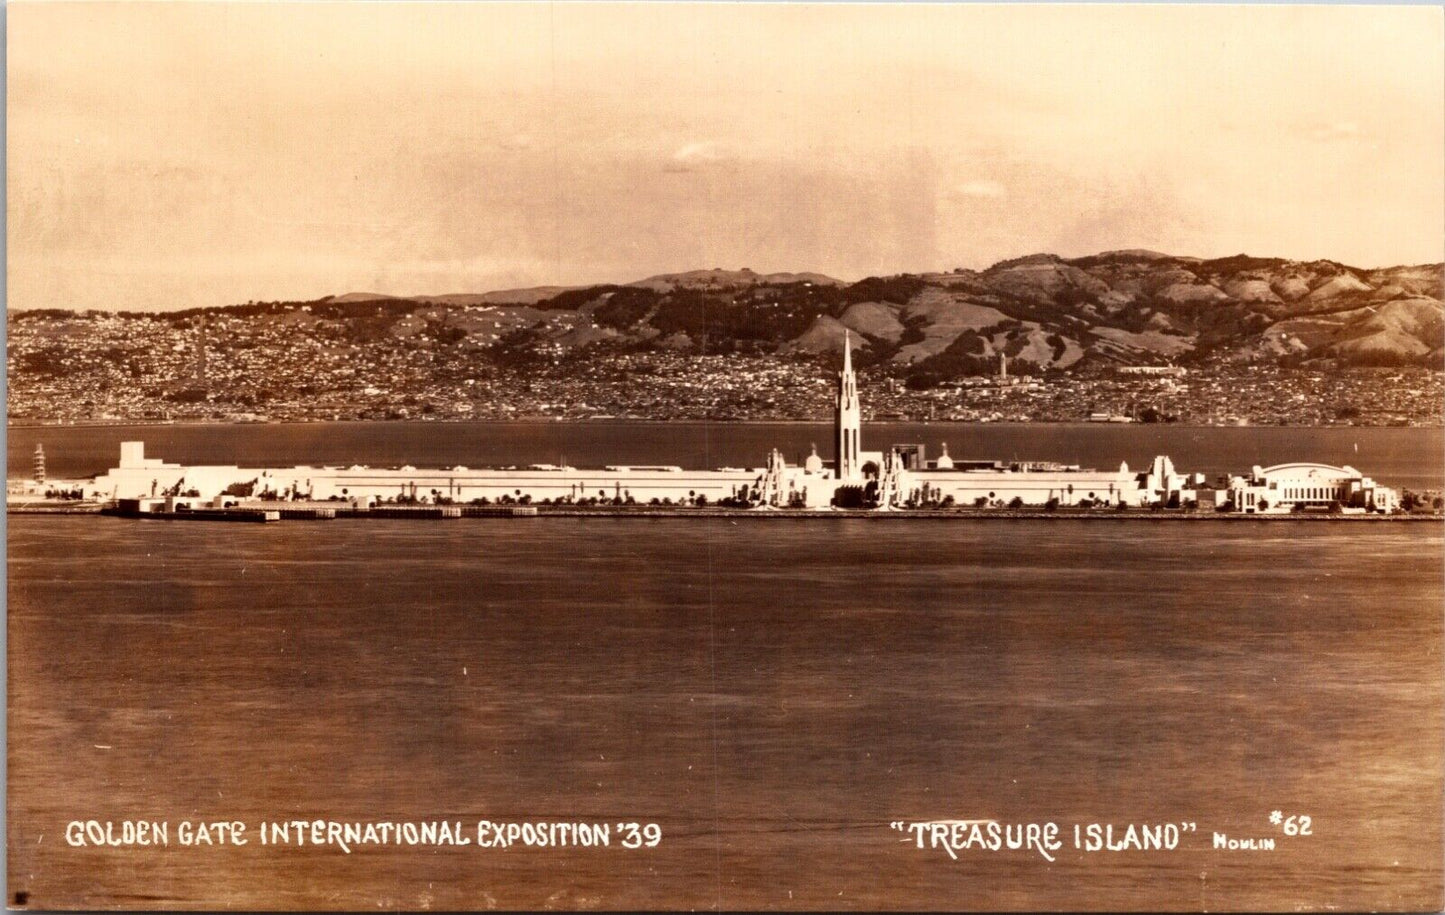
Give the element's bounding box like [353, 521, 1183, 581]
[81, 342, 1398, 512]
[90, 445, 759, 506]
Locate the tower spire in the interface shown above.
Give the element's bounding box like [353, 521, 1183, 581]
[835, 331, 861, 481]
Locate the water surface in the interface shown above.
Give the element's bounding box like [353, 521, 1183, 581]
[8, 517, 1441, 910]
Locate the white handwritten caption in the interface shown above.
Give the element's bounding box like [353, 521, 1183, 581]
[61, 812, 1311, 860]
[63, 820, 662, 854]
[892, 812, 1313, 861]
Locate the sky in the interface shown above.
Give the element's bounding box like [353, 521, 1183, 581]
[8, 2, 1444, 311]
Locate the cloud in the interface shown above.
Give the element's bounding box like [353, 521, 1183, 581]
[953, 179, 1008, 199]
[664, 141, 727, 172]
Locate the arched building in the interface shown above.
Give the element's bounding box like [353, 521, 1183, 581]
[1224, 463, 1398, 514]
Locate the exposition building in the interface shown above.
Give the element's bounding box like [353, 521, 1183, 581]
[84, 336, 1397, 513]
[1217, 463, 1398, 514]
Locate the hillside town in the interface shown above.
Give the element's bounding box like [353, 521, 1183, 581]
[7, 305, 1441, 426]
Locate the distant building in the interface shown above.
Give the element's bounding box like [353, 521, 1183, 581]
[1224, 463, 1398, 514]
[1116, 365, 1187, 377]
[891, 444, 927, 471]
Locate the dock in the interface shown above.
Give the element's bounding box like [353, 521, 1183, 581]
[101, 507, 280, 523]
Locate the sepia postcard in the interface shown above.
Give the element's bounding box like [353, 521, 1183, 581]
[5, 1, 1443, 911]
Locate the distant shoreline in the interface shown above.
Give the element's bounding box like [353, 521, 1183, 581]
[9, 503, 1442, 522]
[513, 508, 1445, 522]
[7, 418, 1443, 431]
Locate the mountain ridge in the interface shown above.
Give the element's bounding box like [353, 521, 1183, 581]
[16, 251, 1444, 372]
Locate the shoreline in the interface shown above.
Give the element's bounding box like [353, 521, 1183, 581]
[7, 418, 1443, 431]
[9, 502, 1442, 522]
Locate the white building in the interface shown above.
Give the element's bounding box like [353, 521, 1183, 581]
[1223, 463, 1398, 514]
[1116, 365, 1187, 377]
[81, 339, 1396, 513]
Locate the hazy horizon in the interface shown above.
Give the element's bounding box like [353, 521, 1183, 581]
[7, 247, 1445, 315]
[9, 2, 1444, 312]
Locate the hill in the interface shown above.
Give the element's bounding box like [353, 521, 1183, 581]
[23, 252, 1442, 377]
[431, 252, 1438, 372]
[7, 250, 1441, 425]
[16, 251, 1439, 375]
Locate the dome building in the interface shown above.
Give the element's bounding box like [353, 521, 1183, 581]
[803, 444, 824, 475]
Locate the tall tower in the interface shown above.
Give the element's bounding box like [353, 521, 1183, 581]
[32, 443, 46, 485]
[191, 314, 210, 394]
[835, 332, 862, 480]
